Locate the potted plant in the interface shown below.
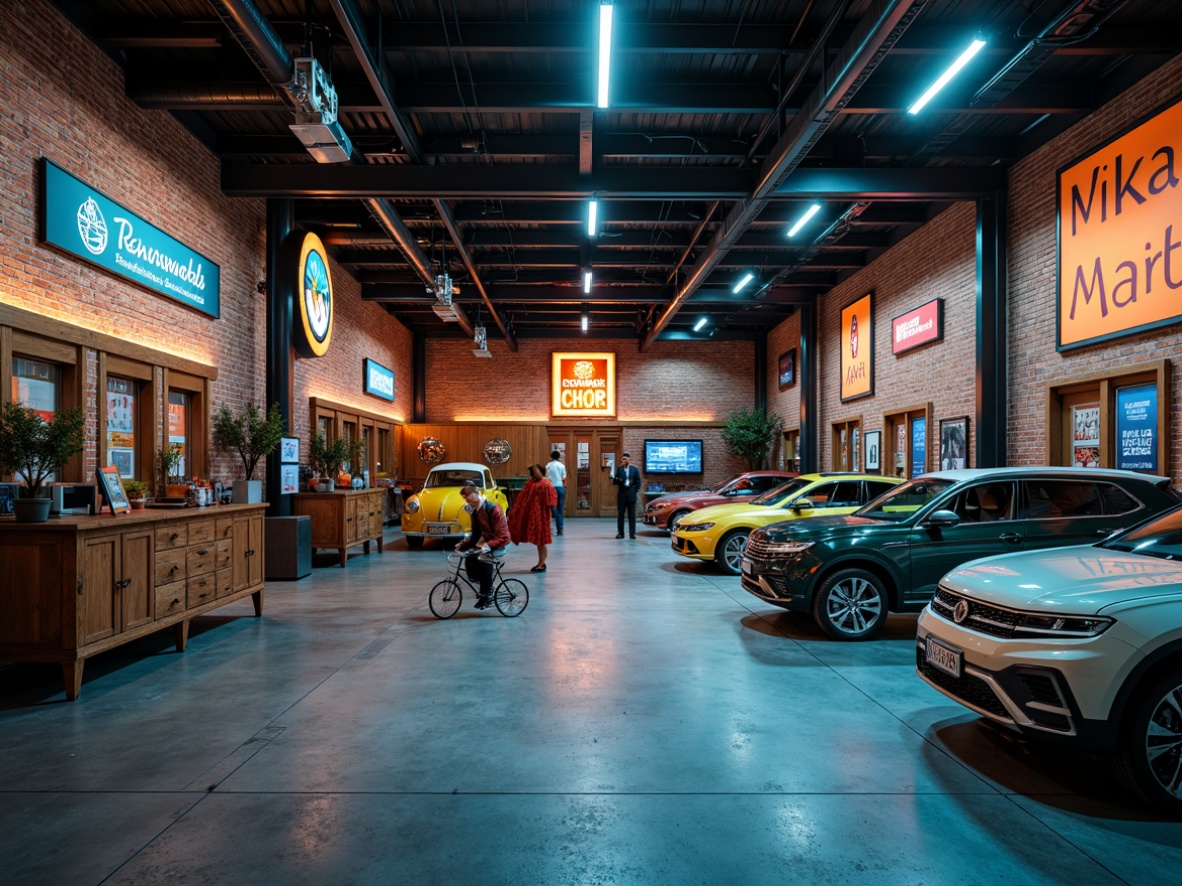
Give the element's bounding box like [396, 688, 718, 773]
[342, 436, 367, 487]
[157, 443, 186, 498]
[212, 402, 285, 503]
[122, 477, 150, 509]
[308, 432, 350, 492]
[0, 401, 86, 523]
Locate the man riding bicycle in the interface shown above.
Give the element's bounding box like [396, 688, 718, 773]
[455, 484, 512, 609]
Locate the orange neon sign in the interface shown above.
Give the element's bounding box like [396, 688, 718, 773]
[551, 352, 616, 417]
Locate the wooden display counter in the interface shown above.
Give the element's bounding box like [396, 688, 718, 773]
[0, 503, 265, 700]
[290, 488, 385, 567]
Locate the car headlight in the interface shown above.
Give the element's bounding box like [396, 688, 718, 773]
[679, 522, 714, 532]
[405, 498, 420, 513]
[649, 502, 670, 511]
[758, 540, 814, 555]
[1013, 613, 1114, 637]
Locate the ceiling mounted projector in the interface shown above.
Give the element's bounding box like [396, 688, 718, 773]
[289, 57, 353, 163]
[472, 325, 492, 358]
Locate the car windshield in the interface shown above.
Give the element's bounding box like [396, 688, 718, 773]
[855, 477, 955, 521]
[425, 469, 484, 488]
[751, 477, 812, 507]
[1100, 505, 1182, 559]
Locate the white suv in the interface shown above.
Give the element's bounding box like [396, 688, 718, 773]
[916, 505, 1182, 815]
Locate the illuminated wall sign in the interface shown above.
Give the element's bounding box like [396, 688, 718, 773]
[551, 352, 616, 417]
[1057, 97, 1182, 350]
[891, 298, 943, 354]
[292, 232, 334, 357]
[840, 292, 873, 402]
[40, 159, 220, 318]
[364, 358, 395, 401]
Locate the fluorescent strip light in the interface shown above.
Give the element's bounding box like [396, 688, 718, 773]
[732, 273, 755, 294]
[908, 38, 987, 115]
[581, 313, 589, 333]
[597, 4, 613, 109]
[583, 271, 593, 293]
[588, 199, 598, 237]
[787, 203, 822, 238]
[693, 317, 708, 333]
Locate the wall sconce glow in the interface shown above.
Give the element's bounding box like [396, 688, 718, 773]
[693, 317, 708, 333]
[581, 312, 590, 333]
[588, 199, 599, 237]
[908, 38, 987, 115]
[597, 4, 614, 109]
[583, 271, 593, 293]
[787, 203, 822, 238]
[732, 273, 755, 294]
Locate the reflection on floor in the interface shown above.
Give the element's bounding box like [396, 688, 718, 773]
[1, 519, 1179, 885]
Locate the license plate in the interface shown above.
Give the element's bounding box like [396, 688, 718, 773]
[925, 637, 962, 678]
[740, 557, 753, 576]
[426, 523, 451, 535]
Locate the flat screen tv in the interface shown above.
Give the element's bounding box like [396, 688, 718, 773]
[644, 439, 703, 474]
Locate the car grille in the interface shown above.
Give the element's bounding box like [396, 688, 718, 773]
[915, 648, 1010, 720]
[743, 537, 779, 561]
[930, 587, 1022, 638]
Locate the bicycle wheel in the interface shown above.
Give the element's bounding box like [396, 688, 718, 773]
[495, 578, 529, 617]
[429, 578, 463, 619]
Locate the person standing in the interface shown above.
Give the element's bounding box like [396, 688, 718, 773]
[545, 450, 567, 535]
[508, 464, 557, 572]
[455, 484, 512, 608]
[608, 451, 642, 539]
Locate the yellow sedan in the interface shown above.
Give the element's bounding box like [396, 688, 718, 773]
[401, 462, 509, 548]
[671, 473, 902, 574]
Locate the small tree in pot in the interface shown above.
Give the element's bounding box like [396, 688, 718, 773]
[721, 407, 782, 470]
[212, 402, 285, 503]
[157, 443, 185, 498]
[0, 401, 86, 522]
[308, 432, 351, 492]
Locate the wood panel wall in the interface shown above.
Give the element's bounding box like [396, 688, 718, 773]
[399, 424, 549, 483]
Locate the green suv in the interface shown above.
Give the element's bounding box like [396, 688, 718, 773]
[739, 467, 1179, 641]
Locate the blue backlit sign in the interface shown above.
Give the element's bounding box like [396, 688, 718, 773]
[1115, 383, 1157, 472]
[40, 159, 220, 318]
[364, 358, 395, 401]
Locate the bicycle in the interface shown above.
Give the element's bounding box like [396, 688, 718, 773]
[429, 549, 529, 618]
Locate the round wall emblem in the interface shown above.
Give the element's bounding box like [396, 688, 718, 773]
[417, 437, 446, 464]
[294, 232, 333, 357]
[483, 438, 512, 465]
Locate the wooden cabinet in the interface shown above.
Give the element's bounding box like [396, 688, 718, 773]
[0, 504, 266, 700]
[291, 489, 385, 567]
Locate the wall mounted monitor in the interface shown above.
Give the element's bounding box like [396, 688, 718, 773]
[644, 439, 703, 474]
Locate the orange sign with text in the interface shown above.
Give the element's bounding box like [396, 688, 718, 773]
[840, 293, 873, 401]
[1058, 97, 1182, 349]
[551, 352, 616, 417]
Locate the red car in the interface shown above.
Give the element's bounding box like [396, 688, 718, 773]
[642, 471, 798, 530]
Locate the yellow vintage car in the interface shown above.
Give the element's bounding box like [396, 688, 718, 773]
[671, 472, 902, 574]
[401, 462, 510, 548]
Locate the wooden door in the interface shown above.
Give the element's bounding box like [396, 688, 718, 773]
[120, 528, 155, 631]
[81, 535, 118, 645]
[596, 434, 620, 518]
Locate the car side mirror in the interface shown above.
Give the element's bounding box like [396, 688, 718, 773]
[923, 509, 960, 528]
[788, 499, 806, 511]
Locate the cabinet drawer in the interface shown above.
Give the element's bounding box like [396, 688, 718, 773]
[156, 525, 188, 551]
[155, 549, 186, 586]
[188, 520, 216, 544]
[215, 538, 233, 570]
[187, 574, 217, 608]
[155, 581, 186, 619]
[217, 518, 234, 541]
[216, 567, 234, 598]
[187, 544, 216, 576]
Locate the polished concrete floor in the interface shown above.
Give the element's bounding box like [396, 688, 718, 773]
[1, 518, 1180, 885]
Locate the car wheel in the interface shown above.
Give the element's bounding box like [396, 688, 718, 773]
[715, 530, 749, 575]
[667, 509, 691, 531]
[812, 568, 888, 640]
[1113, 669, 1182, 815]
[405, 536, 424, 549]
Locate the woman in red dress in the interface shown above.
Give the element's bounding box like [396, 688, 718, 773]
[508, 463, 558, 572]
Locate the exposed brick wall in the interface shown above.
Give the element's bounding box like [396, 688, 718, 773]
[767, 311, 802, 461]
[766, 204, 978, 471]
[1, 0, 413, 489]
[1007, 53, 1182, 471]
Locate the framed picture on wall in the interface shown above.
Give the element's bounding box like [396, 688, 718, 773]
[840, 292, 874, 402]
[939, 417, 969, 470]
[778, 349, 795, 387]
[280, 436, 300, 464]
[280, 464, 299, 494]
[864, 430, 881, 471]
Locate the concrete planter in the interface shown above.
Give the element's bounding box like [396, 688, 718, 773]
[232, 479, 263, 504]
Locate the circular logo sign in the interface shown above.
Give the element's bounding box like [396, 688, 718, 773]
[295, 232, 333, 357]
[77, 197, 108, 255]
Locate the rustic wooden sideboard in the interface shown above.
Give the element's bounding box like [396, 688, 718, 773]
[0, 503, 265, 700]
[290, 488, 385, 567]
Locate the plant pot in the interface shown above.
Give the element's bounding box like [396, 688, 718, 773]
[232, 479, 263, 504]
[13, 497, 52, 523]
[317, 477, 335, 493]
[166, 484, 190, 498]
[129, 498, 146, 510]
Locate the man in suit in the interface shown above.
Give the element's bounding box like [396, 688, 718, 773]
[609, 451, 642, 539]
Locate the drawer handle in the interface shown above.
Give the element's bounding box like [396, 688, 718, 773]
[171, 598, 180, 607]
[170, 532, 180, 541]
[197, 548, 210, 555]
[169, 564, 179, 575]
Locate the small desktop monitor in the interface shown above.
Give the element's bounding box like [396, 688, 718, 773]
[644, 439, 703, 474]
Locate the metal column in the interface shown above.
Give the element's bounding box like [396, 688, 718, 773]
[265, 198, 294, 515]
[976, 192, 1007, 468]
[799, 302, 818, 473]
